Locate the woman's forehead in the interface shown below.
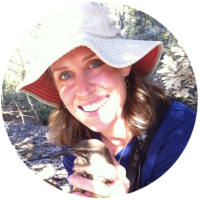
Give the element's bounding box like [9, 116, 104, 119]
[51, 46, 98, 67]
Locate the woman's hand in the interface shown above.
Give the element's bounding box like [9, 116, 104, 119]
[68, 157, 130, 197]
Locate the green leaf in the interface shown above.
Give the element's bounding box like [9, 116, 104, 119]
[174, 51, 186, 56]
[186, 99, 196, 103]
[171, 47, 182, 52]
[187, 103, 196, 105]
[176, 57, 185, 63]
[163, 47, 170, 53]
[157, 67, 172, 74]
[165, 77, 179, 89]
[167, 73, 178, 77]
[161, 77, 167, 80]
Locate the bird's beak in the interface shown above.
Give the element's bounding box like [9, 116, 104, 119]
[50, 148, 76, 158]
[27, 148, 76, 162]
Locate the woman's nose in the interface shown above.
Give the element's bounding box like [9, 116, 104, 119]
[76, 74, 95, 97]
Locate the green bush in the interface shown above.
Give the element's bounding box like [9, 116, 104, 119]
[28, 96, 53, 124]
[2, 79, 53, 125]
[156, 44, 197, 112]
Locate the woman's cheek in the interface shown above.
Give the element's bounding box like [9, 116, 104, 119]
[92, 69, 121, 87]
[59, 85, 75, 106]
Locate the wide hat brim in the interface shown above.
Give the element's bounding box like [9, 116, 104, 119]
[17, 33, 163, 107]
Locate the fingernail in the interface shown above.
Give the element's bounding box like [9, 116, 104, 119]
[84, 191, 92, 197]
[74, 166, 79, 171]
[74, 158, 78, 164]
[72, 165, 80, 172]
[69, 175, 76, 183]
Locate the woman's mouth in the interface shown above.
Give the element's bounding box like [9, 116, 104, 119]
[80, 96, 109, 112]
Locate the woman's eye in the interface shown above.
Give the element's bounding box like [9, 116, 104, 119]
[90, 61, 102, 68]
[60, 73, 73, 80]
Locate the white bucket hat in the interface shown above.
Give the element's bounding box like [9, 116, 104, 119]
[17, 2, 163, 107]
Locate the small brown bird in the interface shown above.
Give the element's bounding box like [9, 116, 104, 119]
[67, 139, 114, 197]
[28, 139, 114, 197]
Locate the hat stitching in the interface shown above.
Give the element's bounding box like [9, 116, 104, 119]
[21, 89, 59, 107]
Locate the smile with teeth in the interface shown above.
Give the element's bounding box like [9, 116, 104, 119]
[81, 97, 109, 112]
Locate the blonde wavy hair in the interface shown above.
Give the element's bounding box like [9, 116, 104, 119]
[46, 67, 169, 147]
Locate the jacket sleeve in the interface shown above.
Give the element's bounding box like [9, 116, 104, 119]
[62, 147, 76, 177]
[141, 101, 196, 187]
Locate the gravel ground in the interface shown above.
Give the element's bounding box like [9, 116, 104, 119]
[4, 117, 72, 193]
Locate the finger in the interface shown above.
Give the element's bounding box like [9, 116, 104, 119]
[73, 163, 116, 181]
[112, 157, 127, 176]
[68, 174, 110, 197]
[112, 157, 120, 167]
[71, 191, 92, 197]
[70, 191, 88, 197]
[83, 191, 93, 197]
[74, 158, 78, 164]
[74, 158, 126, 181]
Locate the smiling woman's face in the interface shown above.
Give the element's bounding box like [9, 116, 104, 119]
[50, 46, 131, 132]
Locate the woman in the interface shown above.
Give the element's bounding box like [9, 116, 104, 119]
[17, 2, 196, 197]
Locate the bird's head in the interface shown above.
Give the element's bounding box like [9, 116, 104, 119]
[49, 139, 114, 166]
[72, 139, 114, 166]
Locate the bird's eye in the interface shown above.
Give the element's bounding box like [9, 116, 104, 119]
[83, 150, 88, 154]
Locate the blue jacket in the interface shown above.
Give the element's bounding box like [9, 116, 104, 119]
[62, 101, 196, 191]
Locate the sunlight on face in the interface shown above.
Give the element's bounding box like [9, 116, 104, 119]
[50, 46, 131, 133]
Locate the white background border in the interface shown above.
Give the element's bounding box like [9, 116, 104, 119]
[0, 0, 199, 199]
